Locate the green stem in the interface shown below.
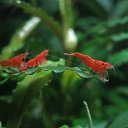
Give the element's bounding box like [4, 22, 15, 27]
[59, 0, 74, 49]
[83, 101, 93, 128]
[14, 1, 63, 40]
[59, 0, 74, 32]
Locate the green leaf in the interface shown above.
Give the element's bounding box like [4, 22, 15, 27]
[51, 66, 69, 73]
[1, 59, 93, 84]
[6, 70, 52, 128]
[3, 67, 20, 74]
[108, 112, 128, 128]
[41, 65, 67, 73]
[96, 0, 113, 13]
[40, 65, 91, 79]
[108, 49, 128, 66]
[24, 67, 39, 75]
[111, 32, 128, 42]
[1, 65, 93, 83]
[107, 16, 128, 27]
[116, 86, 128, 95]
[111, 0, 128, 17]
[61, 70, 81, 93]
[79, 0, 108, 19]
[72, 67, 91, 78]
[3, 60, 68, 128]
[0, 77, 9, 85]
[14, 1, 62, 40]
[59, 125, 69, 128]
[0, 95, 13, 103]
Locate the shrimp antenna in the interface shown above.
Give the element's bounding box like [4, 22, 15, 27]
[111, 65, 115, 72]
[112, 65, 120, 72]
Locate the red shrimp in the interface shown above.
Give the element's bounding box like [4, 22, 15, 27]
[18, 50, 48, 71]
[65, 52, 113, 82]
[0, 52, 29, 68]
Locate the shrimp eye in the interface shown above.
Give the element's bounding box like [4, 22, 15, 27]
[102, 63, 104, 65]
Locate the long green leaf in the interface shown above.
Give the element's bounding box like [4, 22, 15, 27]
[107, 16, 128, 27]
[1, 65, 91, 82]
[108, 112, 128, 128]
[6, 70, 51, 128]
[111, 32, 128, 42]
[79, 0, 108, 19]
[108, 49, 128, 66]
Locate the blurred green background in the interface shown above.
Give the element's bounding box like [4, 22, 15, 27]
[0, 0, 128, 128]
